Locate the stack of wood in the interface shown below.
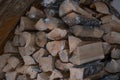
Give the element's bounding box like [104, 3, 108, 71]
[1, 0, 120, 80]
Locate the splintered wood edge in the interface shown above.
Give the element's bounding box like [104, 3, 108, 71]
[0, 0, 35, 54]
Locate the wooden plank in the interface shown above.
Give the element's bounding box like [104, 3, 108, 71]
[0, 0, 35, 54]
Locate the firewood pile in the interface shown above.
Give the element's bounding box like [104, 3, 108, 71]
[1, 0, 120, 80]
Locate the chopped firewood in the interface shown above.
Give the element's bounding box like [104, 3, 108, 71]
[39, 55, 54, 72]
[35, 31, 47, 47]
[4, 41, 18, 53]
[19, 47, 36, 57]
[3, 64, 12, 72]
[32, 48, 49, 63]
[47, 28, 67, 40]
[17, 74, 29, 80]
[62, 12, 100, 27]
[26, 66, 38, 79]
[50, 69, 63, 80]
[19, 17, 35, 31]
[35, 19, 48, 31]
[0, 54, 10, 71]
[69, 42, 104, 65]
[23, 56, 36, 65]
[12, 35, 20, 47]
[37, 73, 49, 80]
[103, 31, 120, 44]
[70, 25, 104, 38]
[46, 40, 66, 56]
[58, 50, 69, 62]
[26, 6, 45, 20]
[14, 26, 22, 35]
[59, 0, 92, 18]
[5, 71, 17, 80]
[94, 2, 110, 14]
[42, 0, 56, 7]
[111, 48, 120, 59]
[16, 66, 29, 74]
[105, 59, 120, 73]
[102, 42, 111, 55]
[68, 36, 82, 53]
[55, 60, 73, 71]
[69, 68, 84, 80]
[100, 23, 112, 33]
[101, 15, 113, 24]
[7, 57, 20, 69]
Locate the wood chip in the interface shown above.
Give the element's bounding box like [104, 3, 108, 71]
[71, 25, 104, 38]
[7, 57, 20, 69]
[39, 55, 54, 72]
[50, 69, 63, 80]
[59, 50, 69, 62]
[23, 56, 36, 66]
[46, 40, 66, 56]
[68, 36, 82, 53]
[103, 31, 120, 44]
[5, 71, 17, 80]
[69, 68, 84, 80]
[35, 31, 47, 47]
[94, 2, 110, 14]
[111, 48, 120, 59]
[47, 28, 67, 40]
[69, 42, 104, 65]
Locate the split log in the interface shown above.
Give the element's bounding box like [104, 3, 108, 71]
[7, 57, 20, 69]
[5, 71, 17, 80]
[111, 48, 120, 59]
[70, 25, 104, 38]
[69, 42, 104, 65]
[2, 64, 13, 72]
[12, 35, 20, 47]
[19, 17, 35, 31]
[50, 69, 63, 80]
[103, 31, 120, 44]
[17, 74, 29, 80]
[32, 48, 49, 63]
[23, 56, 36, 66]
[37, 73, 49, 80]
[58, 49, 69, 62]
[94, 2, 110, 14]
[102, 42, 111, 55]
[68, 36, 82, 53]
[35, 31, 47, 47]
[39, 55, 54, 72]
[4, 41, 18, 53]
[69, 68, 84, 80]
[26, 6, 45, 20]
[47, 28, 67, 40]
[16, 66, 29, 74]
[46, 40, 66, 56]
[55, 60, 73, 71]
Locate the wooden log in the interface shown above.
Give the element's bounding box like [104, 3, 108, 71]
[5, 71, 17, 80]
[111, 48, 120, 59]
[0, 0, 35, 54]
[59, 50, 69, 62]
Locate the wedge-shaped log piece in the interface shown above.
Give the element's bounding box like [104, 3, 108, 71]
[5, 71, 17, 80]
[50, 69, 63, 80]
[23, 56, 36, 66]
[39, 55, 54, 72]
[70, 25, 104, 38]
[2, 64, 12, 72]
[4, 41, 18, 53]
[16, 66, 29, 74]
[47, 28, 67, 40]
[59, 0, 92, 18]
[19, 17, 35, 31]
[102, 42, 111, 55]
[12, 35, 20, 47]
[105, 59, 120, 73]
[26, 6, 45, 20]
[94, 2, 110, 14]
[0, 54, 10, 71]
[111, 48, 120, 59]
[103, 32, 120, 44]
[68, 36, 82, 53]
[32, 48, 48, 63]
[69, 42, 104, 65]
[37, 73, 49, 80]
[35, 32, 47, 47]
[69, 68, 84, 80]
[8, 57, 20, 69]
[55, 60, 73, 71]
[17, 74, 29, 80]
[46, 40, 66, 56]
[59, 50, 69, 62]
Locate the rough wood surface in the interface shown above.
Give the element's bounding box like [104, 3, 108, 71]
[0, 0, 35, 54]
